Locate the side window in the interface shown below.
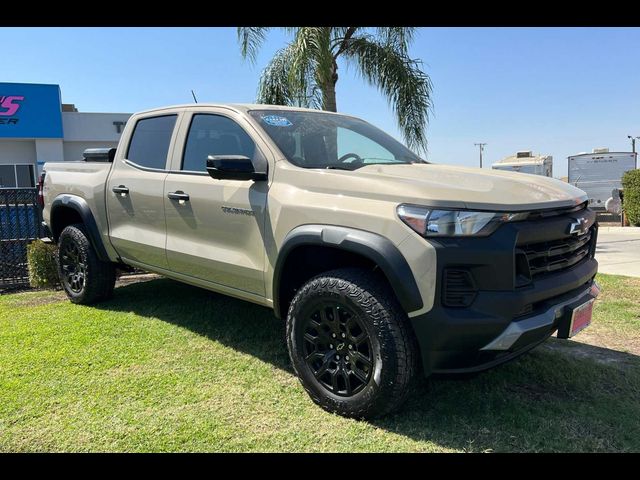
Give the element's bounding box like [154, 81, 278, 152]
[0, 165, 15, 188]
[126, 115, 177, 170]
[182, 114, 256, 172]
[16, 165, 35, 187]
[0, 165, 35, 188]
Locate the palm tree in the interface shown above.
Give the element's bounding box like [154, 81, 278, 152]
[237, 27, 433, 154]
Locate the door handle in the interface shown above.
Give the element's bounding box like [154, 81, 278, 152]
[112, 185, 129, 196]
[167, 191, 190, 202]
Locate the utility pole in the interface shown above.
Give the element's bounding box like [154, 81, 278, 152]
[474, 143, 487, 168]
[627, 135, 639, 153]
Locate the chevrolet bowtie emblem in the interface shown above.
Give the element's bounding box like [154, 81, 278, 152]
[568, 217, 589, 236]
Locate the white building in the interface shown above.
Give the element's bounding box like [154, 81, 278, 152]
[492, 151, 553, 177]
[0, 82, 130, 188]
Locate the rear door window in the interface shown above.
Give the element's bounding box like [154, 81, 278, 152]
[126, 115, 177, 170]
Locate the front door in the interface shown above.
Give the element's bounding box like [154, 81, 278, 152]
[163, 111, 268, 295]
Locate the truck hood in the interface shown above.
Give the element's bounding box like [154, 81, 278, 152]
[307, 163, 588, 211]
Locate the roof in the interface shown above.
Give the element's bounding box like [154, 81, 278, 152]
[568, 151, 636, 158]
[134, 103, 355, 118]
[494, 153, 551, 166]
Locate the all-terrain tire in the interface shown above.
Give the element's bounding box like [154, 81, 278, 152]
[286, 268, 419, 419]
[57, 224, 116, 304]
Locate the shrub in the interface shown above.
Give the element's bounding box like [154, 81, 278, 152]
[622, 169, 640, 226]
[27, 240, 60, 289]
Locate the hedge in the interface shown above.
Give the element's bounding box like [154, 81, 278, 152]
[622, 169, 640, 226]
[27, 240, 60, 289]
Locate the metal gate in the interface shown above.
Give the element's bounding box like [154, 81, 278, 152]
[0, 188, 44, 289]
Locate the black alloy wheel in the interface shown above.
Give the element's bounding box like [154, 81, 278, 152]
[56, 224, 116, 305]
[301, 302, 374, 396]
[286, 268, 419, 418]
[59, 237, 86, 294]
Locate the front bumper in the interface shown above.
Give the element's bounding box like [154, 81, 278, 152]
[481, 280, 600, 351]
[410, 209, 599, 375]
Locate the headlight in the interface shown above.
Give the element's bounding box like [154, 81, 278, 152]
[397, 204, 528, 237]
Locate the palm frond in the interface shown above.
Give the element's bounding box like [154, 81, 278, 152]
[343, 36, 433, 154]
[256, 45, 322, 109]
[237, 27, 270, 64]
[286, 28, 336, 109]
[330, 27, 359, 54]
[376, 27, 417, 53]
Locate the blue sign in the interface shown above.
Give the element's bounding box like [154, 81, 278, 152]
[0, 82, 63, 138]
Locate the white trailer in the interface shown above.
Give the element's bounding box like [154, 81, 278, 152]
[492, 151, 553, 177]
[568, 148, 637, 210]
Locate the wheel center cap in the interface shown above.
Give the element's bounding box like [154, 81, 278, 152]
[336, 343, 345, 352]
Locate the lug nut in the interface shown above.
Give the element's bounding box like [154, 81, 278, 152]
[329, 344, 334, 349]
[348, 344, 353, 350]
[341, 333, 346, 338]
[332, 333, 337, 338]
[345, 356, 350, 361]
[336, 355, 340, 360]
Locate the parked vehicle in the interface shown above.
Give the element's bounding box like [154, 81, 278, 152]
[492, 151, 553, 177]
[568, 148, 637, 209]
[40, 104, 600, 418]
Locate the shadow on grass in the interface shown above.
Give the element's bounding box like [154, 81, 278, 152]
[97, 277, 640, 452]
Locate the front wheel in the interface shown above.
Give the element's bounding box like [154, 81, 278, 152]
[286, 268, 418, 419]
[57, 224, 116, 304]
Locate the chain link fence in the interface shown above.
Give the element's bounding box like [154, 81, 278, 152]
[0, 188, 44, 290]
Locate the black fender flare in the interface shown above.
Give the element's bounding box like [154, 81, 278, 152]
[273, 225, 423, 318]
[50, 194, 110, 262]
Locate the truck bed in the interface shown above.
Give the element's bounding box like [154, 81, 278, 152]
[42, 161, 113, 251]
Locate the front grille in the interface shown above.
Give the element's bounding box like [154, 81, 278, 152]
[521, 229, 593, 278]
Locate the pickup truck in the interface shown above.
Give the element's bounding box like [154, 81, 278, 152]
[40, 104, 600, 418]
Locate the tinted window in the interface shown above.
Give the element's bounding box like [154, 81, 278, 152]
[0, 165, 15, 188]
[182, 114, 256, 172]
[126, 115, 177, 170]
[16, 165, 35, 187]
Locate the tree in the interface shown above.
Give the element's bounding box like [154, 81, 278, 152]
[237, 27, 433, 154]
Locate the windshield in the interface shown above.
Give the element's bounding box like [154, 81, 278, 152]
[249, 109, 425, 170]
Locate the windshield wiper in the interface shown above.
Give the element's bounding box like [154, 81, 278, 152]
[360, 157, 425, 164]
[325, 165, 357, 171]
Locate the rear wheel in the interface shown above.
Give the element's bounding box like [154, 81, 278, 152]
[286, 268, 418, 419]
[57, 224, 116, 304]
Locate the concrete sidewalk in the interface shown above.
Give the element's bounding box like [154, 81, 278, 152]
[595, 227, 640, 277]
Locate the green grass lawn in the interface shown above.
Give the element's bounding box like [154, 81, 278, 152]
[1, 273, 639, 452]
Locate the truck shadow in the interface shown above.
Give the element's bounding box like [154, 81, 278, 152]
[96, 277, 640, 452]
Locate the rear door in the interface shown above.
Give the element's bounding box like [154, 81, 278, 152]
[106, 112, 180, 269]
[163, 108, 269, 295]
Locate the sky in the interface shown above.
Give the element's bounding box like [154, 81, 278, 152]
[2, 27, 639, 178]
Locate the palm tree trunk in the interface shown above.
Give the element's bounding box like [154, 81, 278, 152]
[322, 64, 339, 161]
[322, 63, 339, 112]
[323, 83, 337, 112]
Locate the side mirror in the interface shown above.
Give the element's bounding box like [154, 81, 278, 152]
[206, 155, 267, 181]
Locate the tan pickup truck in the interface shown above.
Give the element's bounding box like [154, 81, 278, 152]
[40, 104, 600, 418]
